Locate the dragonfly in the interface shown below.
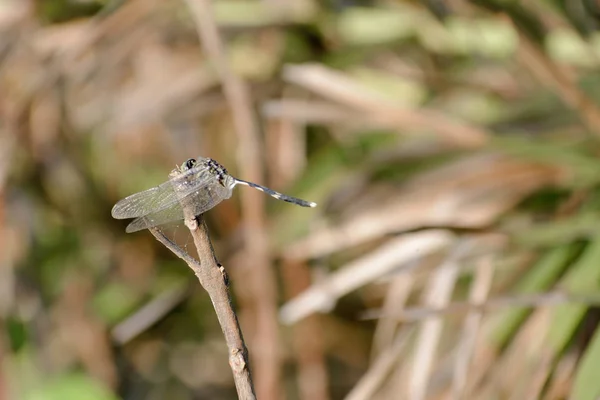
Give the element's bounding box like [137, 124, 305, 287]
[111, 157, 317, 233]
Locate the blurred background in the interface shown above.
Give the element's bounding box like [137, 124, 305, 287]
[4, 0, 600, 399]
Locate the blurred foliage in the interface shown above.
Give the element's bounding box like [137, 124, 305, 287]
[4, 0, 600, 399]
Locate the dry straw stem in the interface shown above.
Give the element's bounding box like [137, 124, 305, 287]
[344, 330, 412, 400]
[279, 230, 456, 325]
[370, 268, 416, 359]
[515, 28, 600, 137]
[362, 291, 600, 323]
[451, 256, 494, 400]
[475, 309, 553, 398]
[407, 241, 471, 400]
[284, 153, 557, 260]
[282, 64, 489, 148]
[148, 220, 256, 400]
[111, 283, 189, 344]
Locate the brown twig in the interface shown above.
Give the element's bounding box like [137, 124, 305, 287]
[148, 221, 256, 400]
[182, 1, 281, 398]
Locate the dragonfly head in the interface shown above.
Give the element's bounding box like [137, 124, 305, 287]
[181, 158, 197, 171]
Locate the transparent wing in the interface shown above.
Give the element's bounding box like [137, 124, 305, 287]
[125, 183, 232, 232]
[111, 164, 225, 220]
[125, 202, 184, 233]
[116, 181, 232, 234]
[176, 179, 232, 217]
[111, 180, 181, 219]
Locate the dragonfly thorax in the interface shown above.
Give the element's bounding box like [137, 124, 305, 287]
[201, 158, 231, 188]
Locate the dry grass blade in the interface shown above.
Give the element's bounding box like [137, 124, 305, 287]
[283, 64, 489, 147]
[451, 256, 494, 399]
[479, 310, 552, 399]
[408, 241, 472, 400]
[542, 352, 578, 400]
[285, 153, 558, 260]
[263, 99, 364, 125]
[363, 291, 600, 322]
[515, 29, 600, 137]
[280, 230, 454, 325]
[280, 257, 330, 400]
[344, 330, 412, 400]
[111, 283, 189, 345]
[370, 269, 417, 359]
[9, 0, 600, 398]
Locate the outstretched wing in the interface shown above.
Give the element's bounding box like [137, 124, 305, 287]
[125, 202, 185, 233]
[113, 165, 234, 232]
[112, 163, 225, 220]
[111, 180, 181, 219]
[124, 183, 232, 232]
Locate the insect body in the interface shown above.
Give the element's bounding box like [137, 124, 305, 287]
[111, 157, 316, 233]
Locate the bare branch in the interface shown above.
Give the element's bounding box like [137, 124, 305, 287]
[149, 222, 256, 400]
[181, 1, 281, 398]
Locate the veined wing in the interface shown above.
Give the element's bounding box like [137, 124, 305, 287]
[124, 181, 232, 232]
[112, 162, 234, 223]
[111, 179, 182, 219]
[112, 163, 219, 219]
[173, 178, 232, 219]
[125, 202, 184, 233]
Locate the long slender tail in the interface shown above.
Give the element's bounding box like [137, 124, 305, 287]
[234, 179, 317, 208]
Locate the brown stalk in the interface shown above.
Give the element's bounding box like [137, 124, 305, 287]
[148, 220, 256, 400]
[182, 1, 280, 398]
[280, 258, 330, 400]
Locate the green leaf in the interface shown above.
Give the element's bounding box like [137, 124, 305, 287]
[93, 282, 142, 324]
[571, 327, 600, 400]
[492, 136, 600, 188]
[487, 245, 576, 347]
[337, 6, 421, 45]
[510, 212, 600, 247]
[546, 235, 600, 352]
[26, 373, 117, 400]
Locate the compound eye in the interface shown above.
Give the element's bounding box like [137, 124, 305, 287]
[183, 158, 196, 170]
